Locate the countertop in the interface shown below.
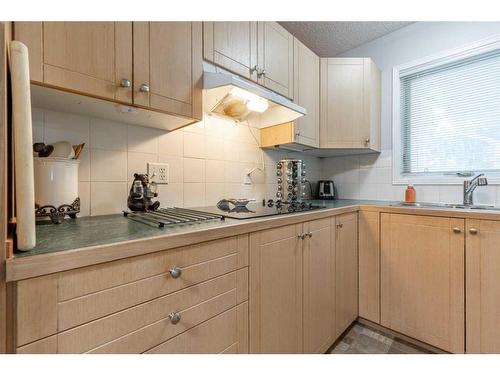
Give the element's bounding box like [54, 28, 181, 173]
[8, 199, 500, 282]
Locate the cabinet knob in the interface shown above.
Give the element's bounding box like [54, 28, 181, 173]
[168, 312, 181, 325]
[120, 78, 131, 88]
[469, 228, 478, 235]
[364, 138, 370, 146]
[257, 69, 266, 78]
[452, 227, 462, 233]
[297, 233, 306, 240]
[250, 65, 259, 74]
[169, 266, 182, 279]
[307, 232, 313, 238]
[336, 223, 343, 228]
[139, 83, 150, 93]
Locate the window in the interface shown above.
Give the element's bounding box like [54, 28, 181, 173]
[393, 37, 500, 184]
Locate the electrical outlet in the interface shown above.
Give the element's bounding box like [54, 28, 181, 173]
[147, 162, 169, 184]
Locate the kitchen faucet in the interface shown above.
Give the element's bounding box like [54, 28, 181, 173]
[463, 173, 488, 205]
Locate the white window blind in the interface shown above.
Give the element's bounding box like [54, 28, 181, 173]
[400, 48, 500, 175]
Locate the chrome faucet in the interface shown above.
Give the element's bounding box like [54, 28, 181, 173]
[463, 174, 488, 205]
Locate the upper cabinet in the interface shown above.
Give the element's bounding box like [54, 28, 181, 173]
[257, 22, 294, 99]
[203, 21, 293, 99]
[260, 37, 319, 151]
[13, 21, 203, 130]
[203, 22, 258, 81]
[15, 22, 133, 104]
[133, 22, 202, 121]
[320, 57, 381, 152]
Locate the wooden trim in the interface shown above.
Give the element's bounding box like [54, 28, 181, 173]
[0, 21, 9, 354]
[191, 22, 203, 121]
[132, 22, 150, 107]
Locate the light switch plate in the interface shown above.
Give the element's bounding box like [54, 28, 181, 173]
[147, 162, 169, 184]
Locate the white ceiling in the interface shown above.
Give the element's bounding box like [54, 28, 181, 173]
[279, 22, 413, 56]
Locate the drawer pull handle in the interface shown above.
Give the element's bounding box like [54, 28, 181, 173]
[336, 223, 343, 228]
[139, 83, 150, 93]
[119, 78, 131, 88]
[307, 232, 313, 238]
[469, 228, 478, 235]
[452, 227, 462, 233]
[168, 312, 181, 324]
[169, 266, 182, 279]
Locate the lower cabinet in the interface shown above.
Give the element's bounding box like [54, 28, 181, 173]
[358, 211, 380, 323]
[249, 213, 358, 353]
[249, 223, 304, 353]
[466, 219, 500, 353]
[334, 212, 359, 337]
[380, 213, 465, 353]
[13, 235, 249, 354]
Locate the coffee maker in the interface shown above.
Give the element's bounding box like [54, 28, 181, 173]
[127, 173, 160, 211]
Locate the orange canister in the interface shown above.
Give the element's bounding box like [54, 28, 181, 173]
[405, 185, 416, 203]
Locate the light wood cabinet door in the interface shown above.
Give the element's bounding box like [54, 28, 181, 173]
[334, 212, 359, 338]
[293, 38, 320, 148]
[257, 22, 294, 99]
[358, 211, 380, 323]
[249, 224, 303, 353]
[133, 22, 202, 120]
[320, 57, 381, 151]
[303, 218, 335, 353]
[381, 213, 465, 353]
[203, 22, 257, 81]
[14, 22, 133, 104]
[466, 219, 500, 353]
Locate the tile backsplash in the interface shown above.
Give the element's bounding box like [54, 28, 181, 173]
[32, 108, 322, 216]
[321, 152, 500, 206]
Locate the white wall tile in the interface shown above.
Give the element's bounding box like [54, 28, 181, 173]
[158, 155, 184, 183]
[78, 181, 90, 217]
[90, 182, 127, 215]
[184, 158, 205, 183]
[127, 152, 157, 181]
[183, 132, 206, 159]
[183, 183, 206, 207]
[44, 110, 90, 145]
[206, 183, 225, 205]
[205, 136, 225, 160]
[34, 108, 323, 215]
[90, 149, 127, 182]
[158, 130, 183, 156]
[205, 160, 225, 183]
[127, 125, 161, 153]
[157, 183, 183, 207]
[90, 118, 127, 151]
[78, 148, 91, 182]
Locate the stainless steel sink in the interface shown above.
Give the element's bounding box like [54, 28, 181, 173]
[390, 202, 500, 211]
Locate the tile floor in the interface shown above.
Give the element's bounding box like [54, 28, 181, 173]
[329, 323, 434, 354]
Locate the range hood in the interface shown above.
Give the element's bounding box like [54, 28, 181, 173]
[203, 71, 306, 127]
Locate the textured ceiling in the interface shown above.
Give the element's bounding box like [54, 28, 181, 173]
[279, 22, 413, 56]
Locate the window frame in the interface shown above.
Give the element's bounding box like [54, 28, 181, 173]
[392, 34, 500, 185]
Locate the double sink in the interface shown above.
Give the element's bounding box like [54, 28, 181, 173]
[391, 202, 500, 211]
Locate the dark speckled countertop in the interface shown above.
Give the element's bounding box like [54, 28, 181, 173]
[17, 199, 379, 258]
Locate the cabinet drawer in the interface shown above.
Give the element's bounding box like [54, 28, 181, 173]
[17, 268, 248, 353]
[146, 302, 248, 354]
[14, 235, 248, 348]
[58, 235, 248, 301]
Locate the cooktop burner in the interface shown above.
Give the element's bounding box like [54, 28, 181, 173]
[191, 200, 325, 220]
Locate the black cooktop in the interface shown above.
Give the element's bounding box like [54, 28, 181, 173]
[192, 201, 326, 220]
